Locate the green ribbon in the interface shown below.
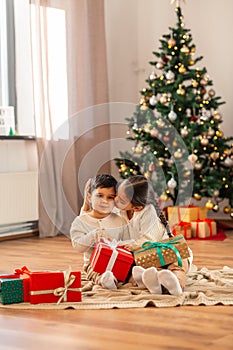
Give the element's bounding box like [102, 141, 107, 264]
[134, 235, 183, 267]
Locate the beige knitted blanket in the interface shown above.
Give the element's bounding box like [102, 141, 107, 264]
[1, 266, 233, 309]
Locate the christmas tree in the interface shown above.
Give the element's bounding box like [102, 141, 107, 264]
[115, 3, 233, 218]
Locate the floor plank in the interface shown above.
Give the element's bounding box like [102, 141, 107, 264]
[0, 231, 233, 350]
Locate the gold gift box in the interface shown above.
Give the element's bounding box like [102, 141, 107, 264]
[191, 219, 217, 238]
[168, 206, 208, 226]
[134, 234, 190, 269]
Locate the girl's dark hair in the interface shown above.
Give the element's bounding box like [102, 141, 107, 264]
[90, 174, 117, 193]
[119, 175, 172, 237]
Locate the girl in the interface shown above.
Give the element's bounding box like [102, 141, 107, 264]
[115, 175, 192, 296]
[70, 174, 130, 290]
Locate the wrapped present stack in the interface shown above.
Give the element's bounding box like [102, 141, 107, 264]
[0, 266, 82, 305]
[168, 206, 217, 239]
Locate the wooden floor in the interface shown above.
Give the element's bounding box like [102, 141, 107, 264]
[0, 229, 233, 350]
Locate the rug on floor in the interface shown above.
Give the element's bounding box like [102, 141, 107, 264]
[1, 265, 233, 310]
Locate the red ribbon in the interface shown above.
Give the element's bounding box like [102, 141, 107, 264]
[15, 266, 31, 275]
[195, 219, 214, 237]
[172, 221, 191, 239]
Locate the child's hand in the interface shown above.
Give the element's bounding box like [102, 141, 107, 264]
[82, 178, 92, 212]
[94, 229, 112, 243]
[124, 242, 141, 252]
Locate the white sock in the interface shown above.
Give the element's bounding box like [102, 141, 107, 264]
[100, 271, 117, 290]
[142, 267, 162, 294]
[132, 266, 145, 288]
[158, 270, 182, 296]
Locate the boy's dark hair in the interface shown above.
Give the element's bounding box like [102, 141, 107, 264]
[119, 175, 172, 237]
[90, 174, 117, 193]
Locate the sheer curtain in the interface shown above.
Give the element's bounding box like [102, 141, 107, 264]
[30, 0, 110, 237]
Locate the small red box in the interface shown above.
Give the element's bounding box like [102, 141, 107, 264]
[90, 242, 134, 282]
[29, 270, 82, 304]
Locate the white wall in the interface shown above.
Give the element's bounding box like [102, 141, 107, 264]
[105, 0, 233, 137]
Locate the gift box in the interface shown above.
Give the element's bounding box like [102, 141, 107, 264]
[90, 241, 134, 282]
[191, 219, 217, 238]
[168, 206, 208, 226]
[29, 269, 82, 304]
[172, 221, 192, 239]
[0, 278, 24, 304]
[0, 267, 31, 302]
[134, 234, 190, 269]
[14, 266, 32, 302]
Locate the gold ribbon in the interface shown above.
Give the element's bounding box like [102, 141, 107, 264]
[30, 267, 81, 304]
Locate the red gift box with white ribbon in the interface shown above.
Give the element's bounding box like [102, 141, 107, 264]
[29, 268, 82, 304]
[90, 240, 134, 282]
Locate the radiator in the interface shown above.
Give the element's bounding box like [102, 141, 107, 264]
[0, 171, 38, 225]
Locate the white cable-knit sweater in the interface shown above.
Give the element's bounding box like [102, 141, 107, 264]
[70, 212, 130, 265]
[120, 204, 169, 249]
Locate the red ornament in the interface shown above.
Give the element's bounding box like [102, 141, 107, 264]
[162, 56, 169, 63]
[190, 115, 198, 122]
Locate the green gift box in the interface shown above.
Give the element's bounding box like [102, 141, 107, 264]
[0, 278, 24, 305]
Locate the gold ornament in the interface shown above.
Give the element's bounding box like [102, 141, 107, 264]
[144, 123, 151, 133]
[224, 157, 233, 167]
[160, 193, 169, 201]
[120, 164, 127, 172]
[189, 59, 195, 66]
[210, 152, 220, 161]
[168, 37, 176, 47]
[213, 190, 220, 197]
[200, 137, 209, 146]
[223, 206, 231, 214]
[208, 128, 215, 137]
[192, 79, 198, 88]
[194, 193, 202, 201]
[205, 200, 214, 210]
[194, 162, 202, 170]
[150, 129, 158, 137]
[208, 89, 216, 97]
[144, 171, 152, 179]
[180, 127, 189, 137]
[174, 149, 183, 159]
[178, 65, 186, 74]
[190, 46, 196, 54]
[180, 46, 189, 55]
[156, 62, 164, 69]
[140, 104, 149, 111]
[183, 170, 191, 178]
[188, 153, 198, 163]
[160, 94, 168, 104]
[213, 111, 222, 121]
[177, 85, 185, 95]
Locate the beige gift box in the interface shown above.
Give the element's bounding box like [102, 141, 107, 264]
[168, 206, 208, 226]
[191, 219, 217, 238]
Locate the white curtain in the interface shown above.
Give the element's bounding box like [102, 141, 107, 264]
[30, 0, 110, 237]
